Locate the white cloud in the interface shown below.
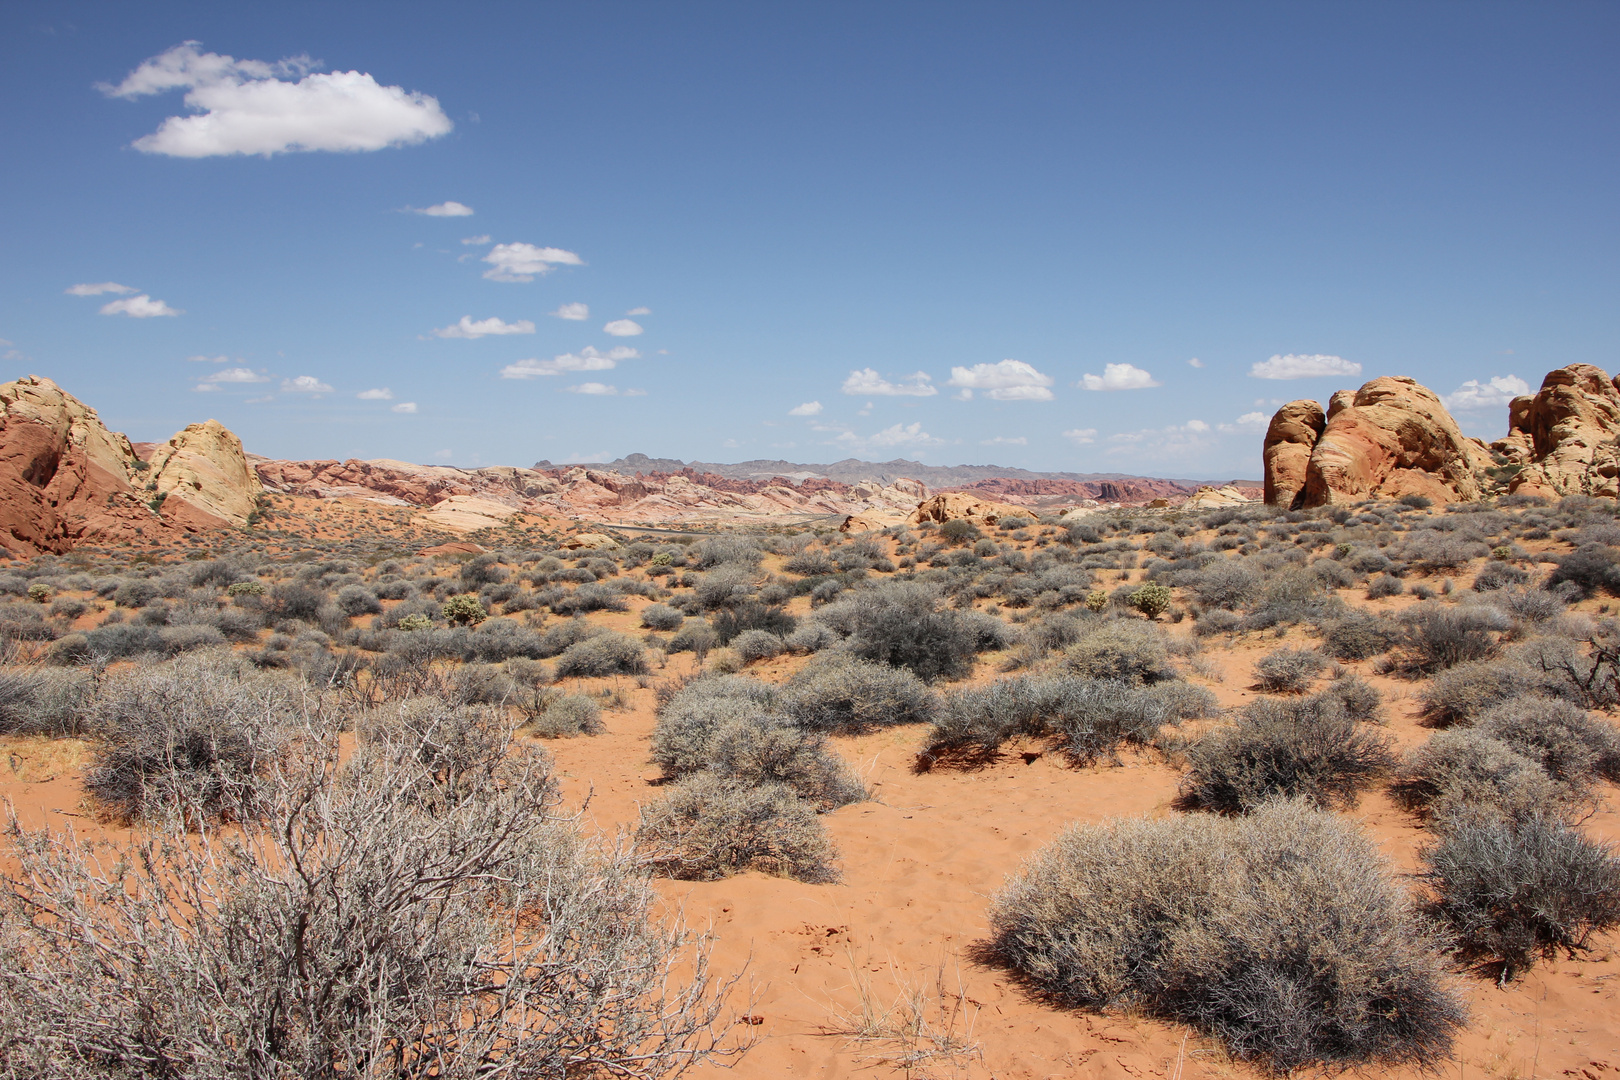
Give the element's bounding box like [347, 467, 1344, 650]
[66, 282, 135, 296]
[357, 388, 393, 400]
[103, 42, 453, 158]
[282, 375, 333, 393]
[1218, 411, 1272, 434]
[460, 234, 491, 245]
[192, 383, 219, 392]
[1062, 428, 1098, 444]
[840, 368, 937, 397]
[1106, 420, 1218, 461]
[946, 359, 1055, 401]
[391, 402, 418, 414]
[415, 202, 473, 217]
[624, 388, 648, 397]
[1249, 353, 1362, 380]
[1443, 375, 1532, 412]
[550, 302, 589, 320]
[603, 318, 643, 337]
[500, 346, 639, 380]
[1079, 363, 1159, 391]
[834, 422, 944, 452]
[100, 294, 180, 318]
[202, 367, 268, 384]
[482, 242, 583, 282]
[432, 315, 536, 339]
[566, 382, 618, 395]
[981, 436, 1028, 446]
[1188, 357, 1205, 368]
[626, 306, 651, 316]
[788, 401, 823, 416]
[186, 354, 229, 363]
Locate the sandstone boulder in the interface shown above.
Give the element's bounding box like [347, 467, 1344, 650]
[1490, 364, 1620, 498]
[1183, 484, 1253, 510]
[422, 495, 519, 534]
[1262, 400, 1326, 509]
[907, 492, 1029, 527]
[561, 531, 619, 550]
[148, 419, 263, 527]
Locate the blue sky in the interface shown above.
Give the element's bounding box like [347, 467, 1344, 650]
[1, 2, 1615, 479]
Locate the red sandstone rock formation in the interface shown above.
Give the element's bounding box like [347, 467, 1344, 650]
[1491, 364, 1620, 499]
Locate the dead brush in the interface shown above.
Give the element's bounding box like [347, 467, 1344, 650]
[821, 951, 982, 1079]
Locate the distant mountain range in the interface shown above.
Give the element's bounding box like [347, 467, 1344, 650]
[533, 452, 1258, 489]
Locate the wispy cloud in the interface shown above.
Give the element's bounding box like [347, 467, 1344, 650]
[1218, 411, 1272, 433]
[1188, 357, 1205, 368]
[981, 435, 1028, 446]
[499, 346, 639, 380]
[460, 234, 491, 245]
[1107, 420, 1217, 460]
[415, 201, 473, 216]
[550, 302, 589, 320]
[840, 368, 937, 397]
[1079, 363, 1159, 391]
[565, 382, 619, 395]
[186, 354, 230, 363]
[1443, 375, 1531, 412]
[1249, 353, 1362, 380]
[357, 388, 393, 400]
[947, 359, 1055, 401]
[201, 367, 269, 384]
[1062, 428, 1098, 444]
[102, 42, 453, 158]
[626, 306, 651, 316]
[788, 401, 823, 416]
[482, 242, 583, 282]
[391, 401, 418, 413]
[66, 282, 135, 296]
[101, 294, 181, 317]
[282, 375, 333, 393]
[432, 315, 536, 339]
[603, 318, 643, 337]
[834, 422, 944, 452]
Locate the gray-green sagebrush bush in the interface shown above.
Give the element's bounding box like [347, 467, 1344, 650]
[0, 665, 93, 736]
[636, 773, 840, 883]
[989, 801, 1466, 1073]
[777, 654, 936, 733]
[0, 709, 744, 1077]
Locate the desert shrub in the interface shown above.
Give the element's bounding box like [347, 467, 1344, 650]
[396, 613, 431, 632]
[334, 584, 382, 617]
[1252, 648, 1328, 693]
[269, 582, 325, 621]
[226, 580, 266, 597]
[1319, 609, 1400, 661]
[650, 675, 780, 778]
[0, 666, 93, 736]
[1399, 493, 1434, 509]
[83, 652, 298, 823]
[1473, 560, 1529, 592]
[1181, 695, 1395, 814]
[778, 654, 936, 733]
[0, 717, 738, 1076]
[554, 632, 647, 678]
[458, 618, 546, 663]
[693, 565, 757, 610]
[939, 519, 979, 544]
[711, 600, 796, 644]
[988, 802, 1465, 1073]
[1421, 814, 1620, 979]
[1188, 559, 1260, 610]
[816, 581, 980, 681]
[689, 535, 764, 569]
[1321, 671, 1384, 722]
[112, 578, 159, 608]
[1063, 621, 1174, 685]
[728, 629, 782, 663]
[640, 602, 684, 631]
[1393, 730, 1572, 824]
[636, 774, 838, 883]
[458, 552, 508, 586]
[1385, 606, 1506, 676]
[1366, 574, 1404, 599]
[1125, 583, 1171, 619]
[1418, 660, 1539, 726]
[441, 595, 488, 626]
[701, 714, 866, 811]
[528, 693, 603, 738]
[783, 620, 837, 653]
[549, 582, 628, 615]
[1474, 695, 1620, 787]
[1488, 585, 1566, 623]
[536, 617, 602, 658]
[666, 620, 718, 656]
[1546, 544, 1620, 599]
[783, 549, 837, 576]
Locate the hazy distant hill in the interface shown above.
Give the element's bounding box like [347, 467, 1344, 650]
[534, 452, 1257, 488]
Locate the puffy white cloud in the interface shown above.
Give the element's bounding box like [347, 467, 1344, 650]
[357, 388, 393, 400]
[482, 242, 583, 282]
[282, 375, 333, 393]
[1062, 428, 1098, 444]
[834, 422, 944, 452]
[626, 306, 651, 316]
[186, 354, 229, 363]
[103, 42, 453, 158]
[192, 383, 219, 393]
[1218, 411, 1272, 433]
[550, 302, 589, 320]
[202, 367, 268, 384]
[840, 368, 937, 397]
[1249, 353, 1362, 380]
[66, 282, 135, 296]
[788, 401, 823, 416]
[566, 382, 618, 395]
[432, 315, 536, 339]
[603, 318, 643, 337]
[946, 359, 1055, 401]
[1079, 363, 1159, 391]
[981, 436, 1028, 446]
[391, 402, 418, 414]
[1188, 357, 1205, 368]
[499, 346, 639, 380]
[1443, 375, 1531, 412]
[415, 202, 473, 217]
[100, 294, 180, 317]
[460, 234, 491, 245]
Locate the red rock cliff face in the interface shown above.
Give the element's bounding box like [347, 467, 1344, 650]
[1491, 364, 1620, 498]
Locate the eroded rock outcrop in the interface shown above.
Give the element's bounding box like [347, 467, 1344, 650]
[1491, 364, 1620, 498]
[1264, 376, 1491, 508]
[148, 420, 263, 527]
[907, 492, 1029, 527]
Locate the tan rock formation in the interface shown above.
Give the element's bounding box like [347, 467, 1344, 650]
[1262, 401, 1326, 508]
[148, 419, 262, 527]
[907, 492, 1029, 527]
[422, 495, 519, 533]
[560, 532, 619, 550]
[1183, 484, 1253, 510]
[1490, 364, 1620, 498]
[1263, 377, 1490, 509]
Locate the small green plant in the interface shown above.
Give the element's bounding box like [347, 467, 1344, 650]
[1084, 590, 1108, 613]
[1126, 583, 1171, 620]
[26, 583, 51, 604]
[441, 595, 488, 627]
[396, 613, 432, 632]
[147, 491, 168, 513]
[226, 581, 266, 597]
